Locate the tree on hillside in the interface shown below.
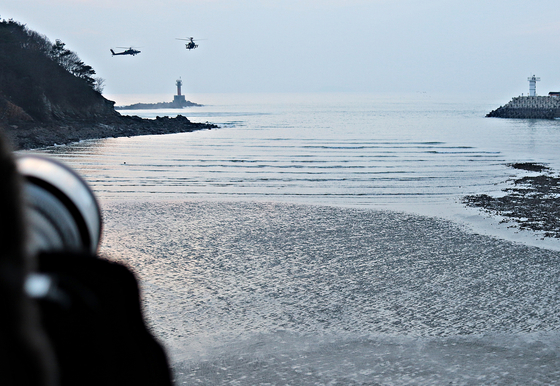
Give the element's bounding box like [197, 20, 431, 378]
[48, 39, 101, 92]
[0, 18, 110, 121]
[50, 39, 74, 65]
[0, 19, 103, 94]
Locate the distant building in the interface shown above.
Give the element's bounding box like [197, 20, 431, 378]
[549, 92, 560, 97]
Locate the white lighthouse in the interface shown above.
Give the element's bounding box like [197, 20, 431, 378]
[528, 74, 540, 96]
[172, 78, 188, 107]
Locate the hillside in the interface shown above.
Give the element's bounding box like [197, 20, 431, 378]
[0, 19, 216, 150]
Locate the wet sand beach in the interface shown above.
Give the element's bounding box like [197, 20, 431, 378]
[99, 200, 560, 384]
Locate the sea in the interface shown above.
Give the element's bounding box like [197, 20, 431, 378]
[22, 92, 560, 384]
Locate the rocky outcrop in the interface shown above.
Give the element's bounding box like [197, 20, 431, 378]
[0, 98, 34, 123]
[39, 93, 119, 121]
[487, 96, 560, 119]
[1, 114, 217, 150]
[463, 162, 560, 238]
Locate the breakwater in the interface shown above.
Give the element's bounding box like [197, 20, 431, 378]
[487, 96, 560, 119]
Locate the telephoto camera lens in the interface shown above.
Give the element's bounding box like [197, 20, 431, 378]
[16, 155, 102, 258]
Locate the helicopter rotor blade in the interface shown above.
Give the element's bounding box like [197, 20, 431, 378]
[175, 38, 207, 41]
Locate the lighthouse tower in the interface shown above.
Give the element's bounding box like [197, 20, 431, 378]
[528, 75, 540, 96]
[176, 78, 183, 96]
[173, 78, 188, 107]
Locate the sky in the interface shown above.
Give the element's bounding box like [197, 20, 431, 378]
[3, 0, 560, 101]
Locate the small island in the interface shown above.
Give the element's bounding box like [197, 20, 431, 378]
[115, 79, 202, 110]
[0, 19, 217, 151]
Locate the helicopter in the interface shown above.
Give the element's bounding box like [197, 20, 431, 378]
[110, 47, 141, 56]
[176, 37, 201, 50]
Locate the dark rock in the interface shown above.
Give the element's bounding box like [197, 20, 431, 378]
[507, 162, 550, 172]
[0, 115, 217, 151]
[463, 163, 560, 238]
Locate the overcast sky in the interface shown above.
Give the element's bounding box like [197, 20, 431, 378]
[3, 0, 560, 100]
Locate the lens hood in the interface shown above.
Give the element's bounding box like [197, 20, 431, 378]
[17, 155, 102, 256]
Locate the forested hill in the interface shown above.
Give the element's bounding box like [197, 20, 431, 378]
[0, 18, 117, 124]
[0, 19, 217, 150]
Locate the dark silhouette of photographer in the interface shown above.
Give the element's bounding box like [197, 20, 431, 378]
[0, 129, 173, 386]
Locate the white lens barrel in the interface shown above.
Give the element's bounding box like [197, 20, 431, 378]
[16, 155, 102, 256]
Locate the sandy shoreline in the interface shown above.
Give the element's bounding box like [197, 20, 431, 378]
[98, 200, 560, 384]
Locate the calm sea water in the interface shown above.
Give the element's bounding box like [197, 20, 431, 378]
[24, 93, 560, 384]
[33, 92, 560, 245]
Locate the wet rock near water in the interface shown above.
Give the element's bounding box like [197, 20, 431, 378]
[1, 114, 218, 150]
[463, 162, 560, 238]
